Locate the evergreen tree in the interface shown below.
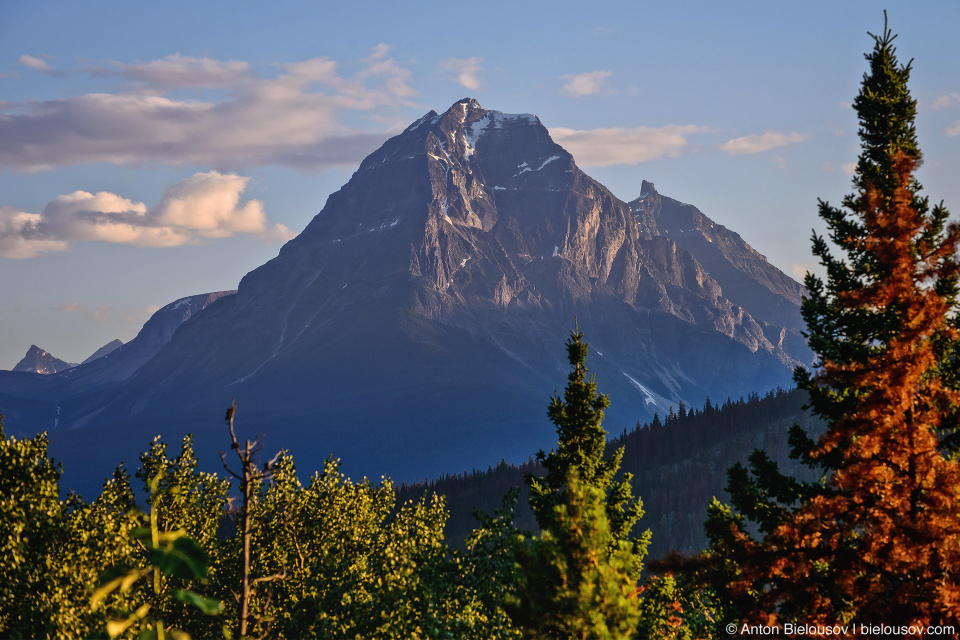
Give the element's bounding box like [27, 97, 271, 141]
[526, 326, 650, 579]
[513, 327, 650, 637]
[703, 16, 960, 626]
[511, 471, 641, 640]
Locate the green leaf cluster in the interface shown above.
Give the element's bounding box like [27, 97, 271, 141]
[0, 424, 66, 636]
[0, 416, 524, 639]
[214, 453, 503, 639]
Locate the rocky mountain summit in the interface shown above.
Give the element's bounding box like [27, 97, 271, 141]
[5, 99, 810, 494]
[12, 345, 77, 375]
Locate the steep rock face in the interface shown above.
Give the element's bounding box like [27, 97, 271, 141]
[226, 100, 783, 363]
[12, 346, 76, 375]
[629, 181, 811, 363]
[39, 99, 809, 494]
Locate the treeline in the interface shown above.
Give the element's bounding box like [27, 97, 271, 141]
[398, 387, 821, 558]
[615, 389, 817, 557]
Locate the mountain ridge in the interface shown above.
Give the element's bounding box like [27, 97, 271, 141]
[80, 339, 124, 366]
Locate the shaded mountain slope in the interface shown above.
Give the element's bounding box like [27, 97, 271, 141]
[0, 292, 234, 437]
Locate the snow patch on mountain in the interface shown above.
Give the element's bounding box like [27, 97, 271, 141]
[537, 155, 561, 170]
[622, 372, 660, 406]
[464, 115, 491, 159]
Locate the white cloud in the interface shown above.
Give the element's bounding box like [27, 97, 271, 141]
[721, 131, 806, 155]
[113, 54, 254, 89]
[359, 44, 416, 99]
[946, 121, 960, 137]
[932, 93, 960, 110]
[549, 124, 709, 166]
[0, 210, 70, 258]
[18, 54, 62, 76]
[0, 171, 295, 259]
[791, 263, 816, 279]
[823, 160, 857, 174]
[0, 46, 417, 173]
[561, 71, 612, 98]
[440, 57, 485, 91]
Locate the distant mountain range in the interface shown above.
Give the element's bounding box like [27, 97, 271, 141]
[0, 99, 810, 496]
[12, 339, 126, 375]
[0, 292, 234, 437]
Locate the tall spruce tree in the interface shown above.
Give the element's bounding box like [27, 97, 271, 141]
[526, 325, 650, 578]
[510, 327, 650, 638]
[703, 15, 960, 626]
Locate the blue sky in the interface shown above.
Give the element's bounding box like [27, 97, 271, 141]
[1, 0, 959, 367]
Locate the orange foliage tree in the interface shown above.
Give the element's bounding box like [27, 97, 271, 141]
[702, 17, 960, 629]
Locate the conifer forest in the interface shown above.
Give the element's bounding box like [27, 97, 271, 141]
[3, 19, 960, 640]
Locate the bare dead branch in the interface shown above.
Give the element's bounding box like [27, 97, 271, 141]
[219, 400, 285, 638]
[250, 569, 288, 587]
[219, 452, 242, 480]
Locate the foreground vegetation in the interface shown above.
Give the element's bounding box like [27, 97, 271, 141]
[4, 17, 960, 639]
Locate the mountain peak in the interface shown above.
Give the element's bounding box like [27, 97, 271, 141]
[443, 98, 488, 118]
[12, 344, 77, 374]
[362, 100, 548, 178]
